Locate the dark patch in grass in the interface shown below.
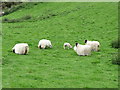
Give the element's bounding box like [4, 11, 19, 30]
[91, 61, 100, 64]
[38, 14, 58, 20]
[2, 2, 39, 17]
[21, 15, 31, 20]
[11, 26, 24, 28]
[2, 18, 8, 22]
[15, 41, 22, 43]
[112, 52, 120, 65]
[2, 15, 32, 23]
[14, 32, 20, 34]
[0, 32, 2, 35]
[3, 5, 81, 23]
[111, 39, 120, 49]
[2, 57, 9, 65]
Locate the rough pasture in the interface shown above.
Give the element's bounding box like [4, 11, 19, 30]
[2, 2, 118, 88]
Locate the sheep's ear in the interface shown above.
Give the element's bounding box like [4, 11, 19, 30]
[76, 43, 78, 46]
[85, 40, 87, 43]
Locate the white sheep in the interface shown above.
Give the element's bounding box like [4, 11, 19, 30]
[74, 43, 92, 56]
[12, 43, 29, 55]
[63, 43, 72, 49]
[0, 11, 4, 16]
[38, 39, 52, 49]
[85, 40, 100, 51]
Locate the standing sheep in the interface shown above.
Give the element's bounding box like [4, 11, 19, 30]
[85, 40, 100, 51]
[38, 39, 52, 49]
[12, 43, 29, 55]
[63, 43, 72, 49]
[74, 43, 92, 56]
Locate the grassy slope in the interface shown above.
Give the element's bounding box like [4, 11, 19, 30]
[0, 17, 2, 89]
[2, 2, 118, 88]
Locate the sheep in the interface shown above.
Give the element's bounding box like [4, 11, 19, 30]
[84, 40, 100, 51]
[63, 43, 72, 49]
[74, 43, 92, 56]
[0, 11, 4, 16]
[38, 39, 52, 49]
[12, 43, 29, 55]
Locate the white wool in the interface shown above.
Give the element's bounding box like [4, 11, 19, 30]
[73, 46, 77, 51]
[38, 39, 52, 49]
[75, 43, 91, 56]
[85, 40, 100, 51]
[12, 43, 29, 55]
[63, 43, 72, 49]
[2, 12, 4, 14]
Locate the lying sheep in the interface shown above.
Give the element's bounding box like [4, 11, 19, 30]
[74, 43, 91, 56]
[63, 43, 72, 49]
[85, 40, 100, 51]
[38, 39, 52, 49]
[12, 43, 29, 55]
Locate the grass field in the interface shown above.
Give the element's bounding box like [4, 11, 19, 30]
[2, 2, 118, 88]
[0, 17, 2, 89]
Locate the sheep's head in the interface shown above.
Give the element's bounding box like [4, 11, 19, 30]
[70, 45, 72, 48]
[84, 40, 87, 43]
[12, 49, 15, 53]
[49, 45, 52, 48]
[76, 43, 79, 47]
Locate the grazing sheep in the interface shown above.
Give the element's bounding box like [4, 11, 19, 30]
[63, 43, 72, 49]
[74, 43, 91, 56]
[12, 43, 29, 55]
[85, 40, 100, 51]
[38, 39, 52, 49]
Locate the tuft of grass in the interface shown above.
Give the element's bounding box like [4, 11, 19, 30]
[112, 52, 120, 65]
[21, 15, 32, 20]
[2, 18, 9, 22]
[2, 2, 39, 17]
[111, 39, 120, 49]
[111, 39, 119, 65]
[2, 15, 32, 23]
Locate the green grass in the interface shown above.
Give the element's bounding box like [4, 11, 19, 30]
[0, 17, 2, 89]
[2, 2, 118, 88]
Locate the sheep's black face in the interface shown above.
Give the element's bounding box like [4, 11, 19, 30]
[85, 40, 87, 43]
[65, 45, 67, 47]
[39, 45, 42, 49]
[13, 49, 15, 53]
[76, 43, 78, 46]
